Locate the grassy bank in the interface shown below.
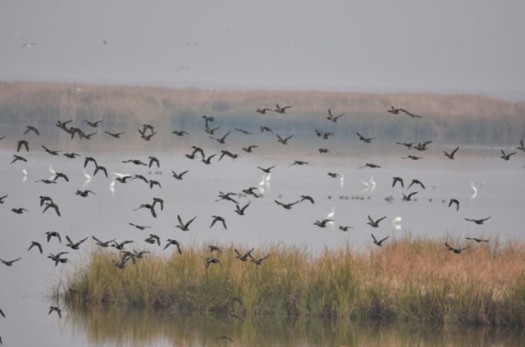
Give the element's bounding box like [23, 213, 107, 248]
[60, 237, 525, 327]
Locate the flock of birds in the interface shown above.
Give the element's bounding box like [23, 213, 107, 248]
[1, 100, 524, 345]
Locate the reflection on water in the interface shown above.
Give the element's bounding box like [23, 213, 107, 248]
[66, 306, 525, 347]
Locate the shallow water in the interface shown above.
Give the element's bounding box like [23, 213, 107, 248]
[0, 141, 524, 345]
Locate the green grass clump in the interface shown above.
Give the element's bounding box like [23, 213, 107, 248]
[61, 238, 525, 327]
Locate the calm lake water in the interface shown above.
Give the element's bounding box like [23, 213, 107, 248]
[0, 138, 524, 345]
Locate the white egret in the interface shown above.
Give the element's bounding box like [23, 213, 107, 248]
[470, 181, 478, 200]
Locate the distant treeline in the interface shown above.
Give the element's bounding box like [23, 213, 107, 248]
[0, 82, 524, 147]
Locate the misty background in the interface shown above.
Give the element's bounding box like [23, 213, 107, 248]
[1, 0, 525, 100]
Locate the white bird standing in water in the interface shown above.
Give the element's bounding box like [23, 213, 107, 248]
[369, 177, 376, 193]
[22, 168, 28, 182]
[470, 181, 478, 200]
[83, 170, 92, 187]
[49, 164, 56, 180]
[339, 174, 344, 189]
[392, 216, 402, 231]
[326, 206, 335, 230]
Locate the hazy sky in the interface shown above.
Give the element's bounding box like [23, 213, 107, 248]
[1, 0, 525, 98]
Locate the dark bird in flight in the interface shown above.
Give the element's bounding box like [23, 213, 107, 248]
[402, 191, 418, 201]
[242, 187, 260, 198]
[92, 236, 116, 248]
[47, 252, 70, 266]
[122, 159, 147, 166]
[356, 132, 373, 143]
[27, 241, 43, 253]
[367, 215, 386, 228]
[84, 120, 103, 128]
[445, 242, 468, 254]
[164, 239, 182, 254]
[274, 104, 291, 113]
[172, 130, 189, 136]
[314, 219, 333, 228]
[111, 240, 134, 250]
[235, 248, 254, 261]
[24, 125, 40, 135]
[465, 237, 489, 243]
[290, 160, 308, 166]
[145, 234, 161, 246]
[327, 108, 344, 122]
[210, 215, 227, 229]
[128, 222, 151, 231]
[392, 176, 404, 188]
[403, 155, 423, 160]
[388, 106, 422, 118]
[260, 126, 274, 134]
[208, 245, 222, 253]
[0, 257, 22, 266]
[250, 253, 270, 265]
[65, 235, 88, 250]
[219, 150, 240, 161]
[464, 216, 491, 225]
[84, 156, 98, 168]
[242, 145, 258, 153]
[448, 198, 460, 211]
[133, 203, 157, 218]
[359, 163, 381, 169]
[93, 164, 108, 178]
[216, 191, 238, 204]
[10, 154, 27, 164]
[149, 179, 162, 189]
[236, 128, 253, 135]
[48, 306, 62, 319]
[172, 170, 189, 180]
[300, 195, 315, 204]
[42, 201, 61, 217]
[500, 149, 516, 161]
[175, 215, 197, 231]
[42, 145, 62, 156]
[235, 202, 250, 215]
[408, 179, 425, 189]
[76, 189, 96, 197]
[257, 165, 275, 174]
[339, 225, 354, 231]
[148, 156, 160, 168]
[206, 257, 221, 269]
[517, 139, 525, 152]
[256, 107, 272, 114]
[105, 130, 126, 138]
[202, 153, 217, 165]
[17, 139, 30, 152]
[11, 207, 28, 214]
[53, 172, 69, 182]
[274, 199, 300, 210]
[45, 231, 61, 243]
[371, 234, 389, 247]
[414, 141, 432, 151]
[0, 194, 7, 204]
[63, 152, 80, 159]
[276, 134, 294, 145]
[444, 146, 459, 160]
[211, 131, 231, 144]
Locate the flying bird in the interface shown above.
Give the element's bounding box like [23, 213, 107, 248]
[464, 216, 491, 225]
[445, 242, 468, 254]
[444, 146, 459, 160]
[371, 234, 389, 247]
[367, 215, 386, 228]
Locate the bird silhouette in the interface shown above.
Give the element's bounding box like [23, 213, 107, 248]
[42, 201, 61, 217]
[356, 132, 373, 143]
[48, 306, 62, 318]
[256, 107, 272, 114]
[148, 156, 160, 168]
[17, 139, 30, 152]
[210, 215, 227, 229]
[65, 236, 88, 250]
[465, 237, 489, 243]
[171, 170, 189, 180]
[235, 202, 250, 215]
[234, 248, 254, 261]
[371, 234, 389, 246]
[0, 194, 7, 204]
[445, 242, 468, 254]
[133, 203, 157, 218]
[392, 177, 404, 188]
[211, 130, 231, 144]
[206, 257, 221, 269]
[402, 191, 418, 201]
[448, 198, 460, 211]
[444, 146, 459, 159]
[24, 125, 40, 135]
[92, 236, 116, 248]
[327, 108, 344, 122]
[367, 215, 386, 228]
[128, 222, 151, 230]
[388, 106, 422, 118]
[464, 216, 491, 225]
[274, 104, 291, 113]
[11, 207, 29, 214]
[11, 154, 28, 164]
[359, 163, 381, 169]
[0, 257, 22, 266]
[175, 215, 197, 231]
[257, 165, 275, 174]
[145, 234, 161, 246]
[276, 134, 294, 145]
[249, 253, 270, 265]
[274, 199, 300, 210]
[45, 231, 61, 243]
[164, 239, 182, 254]
[105, 130, 126, 138]
[76, 189, 96, 197]
[42, 145, 62, 156]
[500, 149, 516, 161]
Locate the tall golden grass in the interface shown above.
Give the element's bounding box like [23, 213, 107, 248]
[61, 237, 525, 327]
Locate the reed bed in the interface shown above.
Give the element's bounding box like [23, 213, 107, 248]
[61, 237, 525, 327]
